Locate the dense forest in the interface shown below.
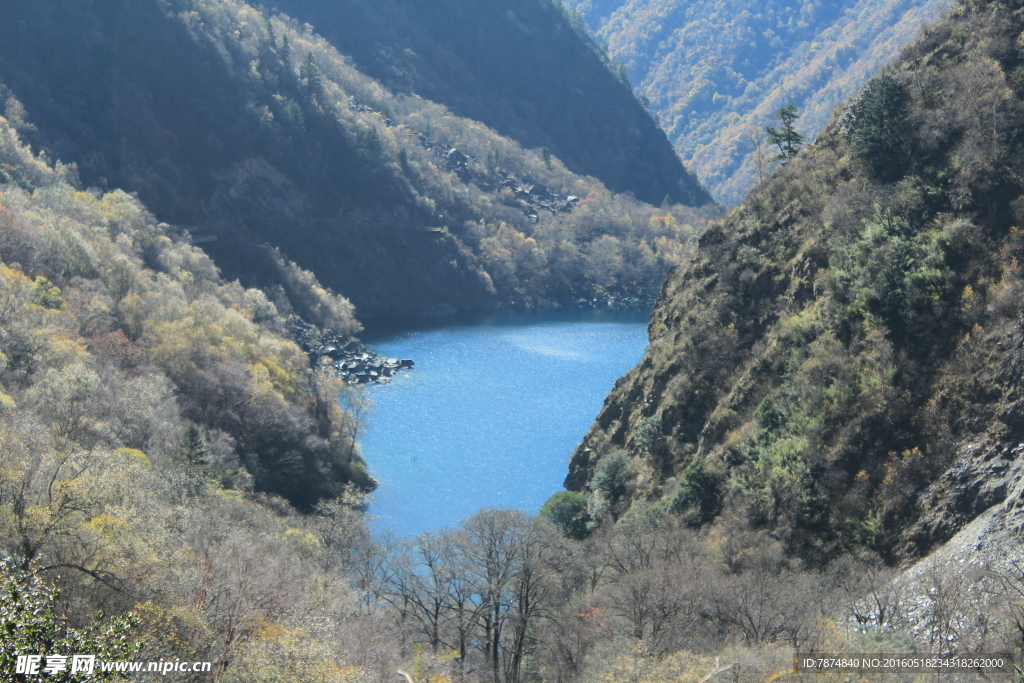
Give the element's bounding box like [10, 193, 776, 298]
[571, 0, 949, 203]
[569, 0, 1024, 565]
[0, 111, 371, 510]
[9, 0, 1024, 682]
[0, 0, 714, 319]
[268, 0, 711, 208]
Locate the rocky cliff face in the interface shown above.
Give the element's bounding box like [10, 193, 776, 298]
[568, 0, 1024, 562]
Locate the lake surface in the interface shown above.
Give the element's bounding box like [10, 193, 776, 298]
[358, 309, 650, 536]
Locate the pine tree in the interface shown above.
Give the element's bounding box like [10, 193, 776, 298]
[177, 424, 209, 467]
[300, 52, 323, 99]
[766, 104, 805, 161]
[280, 34, 291, 65]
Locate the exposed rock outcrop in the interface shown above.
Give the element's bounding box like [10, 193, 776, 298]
[288, 316, 413, 385]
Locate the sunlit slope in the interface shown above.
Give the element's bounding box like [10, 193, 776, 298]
[573, 0, 950, 204]
[568, 0, 1024, 562]
[272, 0, 713, 208]
[0, 0, 714, 317]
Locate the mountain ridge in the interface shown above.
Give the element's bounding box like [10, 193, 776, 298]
[566, 0, 1024, 562]
[0, 0, 714, 321]
[270, 0, 713, 208]
[573, 0, 950, 204]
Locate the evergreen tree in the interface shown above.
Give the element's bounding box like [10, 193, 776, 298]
[485, 149, 504, 177]
[840, 74, 909, 182]
[766, 104, 805, 160]
[356, 127, 382, 157]
[264, 17, 275, 46]
[300, 52, 323, 99]
[280, 34, 291, 65]
[177, 424, 209, 467]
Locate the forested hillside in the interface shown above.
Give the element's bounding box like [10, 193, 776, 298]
[270, 0, 711, 208]
[7, 2, 1024, 677]
[0, 113, 371, 512]
[13, 0, 1024, 681]
[0, 115, 879, 681]
[0, 0, 714, 319]
[568, 0, 1024, 564]
[571, 0, 949, 203]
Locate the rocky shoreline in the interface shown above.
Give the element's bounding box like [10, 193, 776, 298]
[287, 295, 651, 384]
[287, 317, 414, 385]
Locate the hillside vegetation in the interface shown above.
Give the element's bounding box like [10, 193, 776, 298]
[568, 0, 1024, 564]
[5, 6, 1024, 675]
[0, 0, 714, 318]
[0, 111, 370, 511]
[12, 1, 1024, 682]
[572, 0, 949, 203]
[270, 0, 711, 208]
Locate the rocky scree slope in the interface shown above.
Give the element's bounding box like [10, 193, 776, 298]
[567, 0, 1024, 564]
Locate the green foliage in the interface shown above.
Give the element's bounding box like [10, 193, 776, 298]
[299, 52, 323, 99]
[0, 0, 716, 317]
[270, 0, 709, 207]
[592, 449, 631, 504]
[840, 73, 910, 181]
[176, 424, 209, 467]
[0, 564, 143, 682]
[669, 460, 722, 522]
[0, 114, 371, 510]
[573, 0, 947, 203]
[853, 508, 885, 550]
[572, 0, 1024, 560]
[829, 204, 948, 339]
[765, 104, 805, 161]
[355, 126, 382, 158]
[485, 149, 504, 178]
[634, 414, 662, 452]
[540, 491, 592, 539]
[31, 277, 62, 309]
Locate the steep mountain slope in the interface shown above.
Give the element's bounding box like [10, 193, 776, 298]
[0, 112, 370, 511]
[567, 0, 1024, 563]
[572, 0, 950, 204]
[0, 0, 713, 319]
[270, 0, 712, 208]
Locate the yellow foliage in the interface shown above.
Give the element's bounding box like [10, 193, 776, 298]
[226, 622, 371, 683]
[86, 513, 131, 540]
[283, 528, 322, 558]
[114, 448, 152, 468]
[213, 487, 244, 502]
[133, 601, 210, 660]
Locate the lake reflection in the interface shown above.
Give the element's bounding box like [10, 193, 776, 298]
[356, 310, 650, 536]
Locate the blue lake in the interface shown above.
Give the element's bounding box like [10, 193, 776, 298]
[358, 310, 650, 536]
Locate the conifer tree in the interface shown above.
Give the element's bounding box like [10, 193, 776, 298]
[300, 52, 323, 99]
[280, 34, 291, 65]
[264, 17, 275, 46]
[177, 424, 209, 467]
[766, 104, 805, 160]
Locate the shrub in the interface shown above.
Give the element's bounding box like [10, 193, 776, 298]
[540, 491, 592, 540]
